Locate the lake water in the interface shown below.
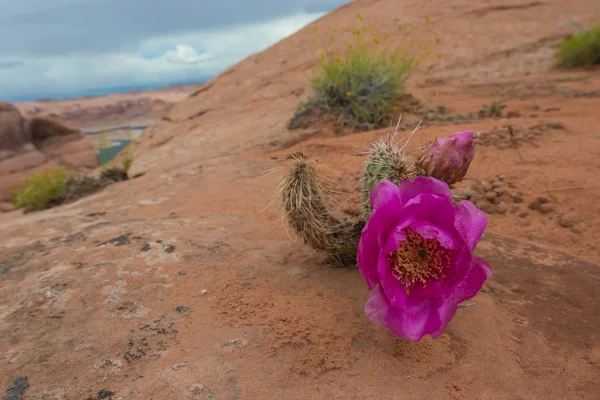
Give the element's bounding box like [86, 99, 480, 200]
[84, 125, 148, 165]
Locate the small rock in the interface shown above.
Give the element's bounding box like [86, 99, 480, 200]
[512, 195, 524, 203]
[507, 111, 521, 118]
[479, 203, 497, 214]
[558, 213, 577, 228]
[481, 182, 492, 192]
[572, 224, 582, 233]
[221, 338, 249, 348]
[175, 305, 191, 316]
[485, 191, 497, 201]
[528, 200, 540, 210]
[536, 196, 549, 204]
[493, 196, 503, 205]
[511, 206, 520, 214]
[496, 204, 508, 214]
[539, 203, 554, 213]
[494, 186, 506, 195]
[519, 211, 529, 218]
[200, 289, 207, 295]
[172, 360, 189, 371]
[492, 180, 504, 188]
[189, 384, 205, 394]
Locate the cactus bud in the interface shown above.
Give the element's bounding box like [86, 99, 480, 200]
[416, 130, 474, 185]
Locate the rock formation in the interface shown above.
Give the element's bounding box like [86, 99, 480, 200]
[0, 102, 98, 202]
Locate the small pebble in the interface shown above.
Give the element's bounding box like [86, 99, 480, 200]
[200, 289, 207, 295]
[479, 203, 497, 214]
[528, 200, 540, 210]
[189, 384, 205, 394]
[492, 180, 504, 188]
[572, 225, 582, 233]
[496, 204, 508, 214]
[536, 196, 549, 204]
[485, 191, 497, 201]
[494, 187, 506, 195]
[539, 203, 554, 213]
[512, 195, 524, 204]
[481, 182, 492, 192]
[558, 213, 577, 228]
[519, 211, 529, 218]
[493, 196, 503, 205]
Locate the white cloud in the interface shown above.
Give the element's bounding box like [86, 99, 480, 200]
[163, 45, 213, 64]
[0, 12, 324, 101]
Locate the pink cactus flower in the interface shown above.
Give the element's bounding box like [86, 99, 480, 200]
[417, 130, 475, 185]
[357, 177, 492, 341]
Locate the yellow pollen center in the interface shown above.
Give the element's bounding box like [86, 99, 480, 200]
[387, 228, 451, 290]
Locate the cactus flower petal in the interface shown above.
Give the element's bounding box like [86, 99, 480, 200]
[357, 177, 491, 341]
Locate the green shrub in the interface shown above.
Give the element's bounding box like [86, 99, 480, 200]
[310, 41, 418, 131]
[11, 167, 71, 212]
[556, 24, 600, 67]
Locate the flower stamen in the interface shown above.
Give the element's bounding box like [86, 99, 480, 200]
[388, 228, 450, 290]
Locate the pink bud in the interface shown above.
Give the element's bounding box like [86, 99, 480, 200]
[416, 130, 475, 185]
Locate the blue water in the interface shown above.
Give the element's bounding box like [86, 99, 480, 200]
[98, 139, 132, 165]
[85, 125, 148, 165]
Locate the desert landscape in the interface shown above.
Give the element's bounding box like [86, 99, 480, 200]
[1, 0, 600, 399]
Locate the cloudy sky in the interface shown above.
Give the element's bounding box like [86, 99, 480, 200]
[0, 0, 348, 102]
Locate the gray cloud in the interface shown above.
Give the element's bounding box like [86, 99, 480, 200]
[0, 0, 348, 101]
[0, 0, 347, 56]
[0, 61, 24, 69]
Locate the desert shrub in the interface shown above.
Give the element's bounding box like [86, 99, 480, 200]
[11, 167, 71, 211]
[556, 24, 600, 67]
[310, 41, 418, 130]
[11, 152, 135, 212]
[290, 15, 438, 132]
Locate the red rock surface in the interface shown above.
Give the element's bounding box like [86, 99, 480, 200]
[14, 84, 204, 129]
[1, 0, 600, 399]
[0, 111, 99, 201]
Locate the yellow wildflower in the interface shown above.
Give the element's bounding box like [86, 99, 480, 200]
[346, 91, 352, 97]
[373, 36, 380, 44]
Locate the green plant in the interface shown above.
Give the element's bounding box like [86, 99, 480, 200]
[479, 101, 505, 118]
[311, 41, 418, 130]
[290, 15, 438, 133]
[11, 167, 71, 212]
[556, 24, 600, 67]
